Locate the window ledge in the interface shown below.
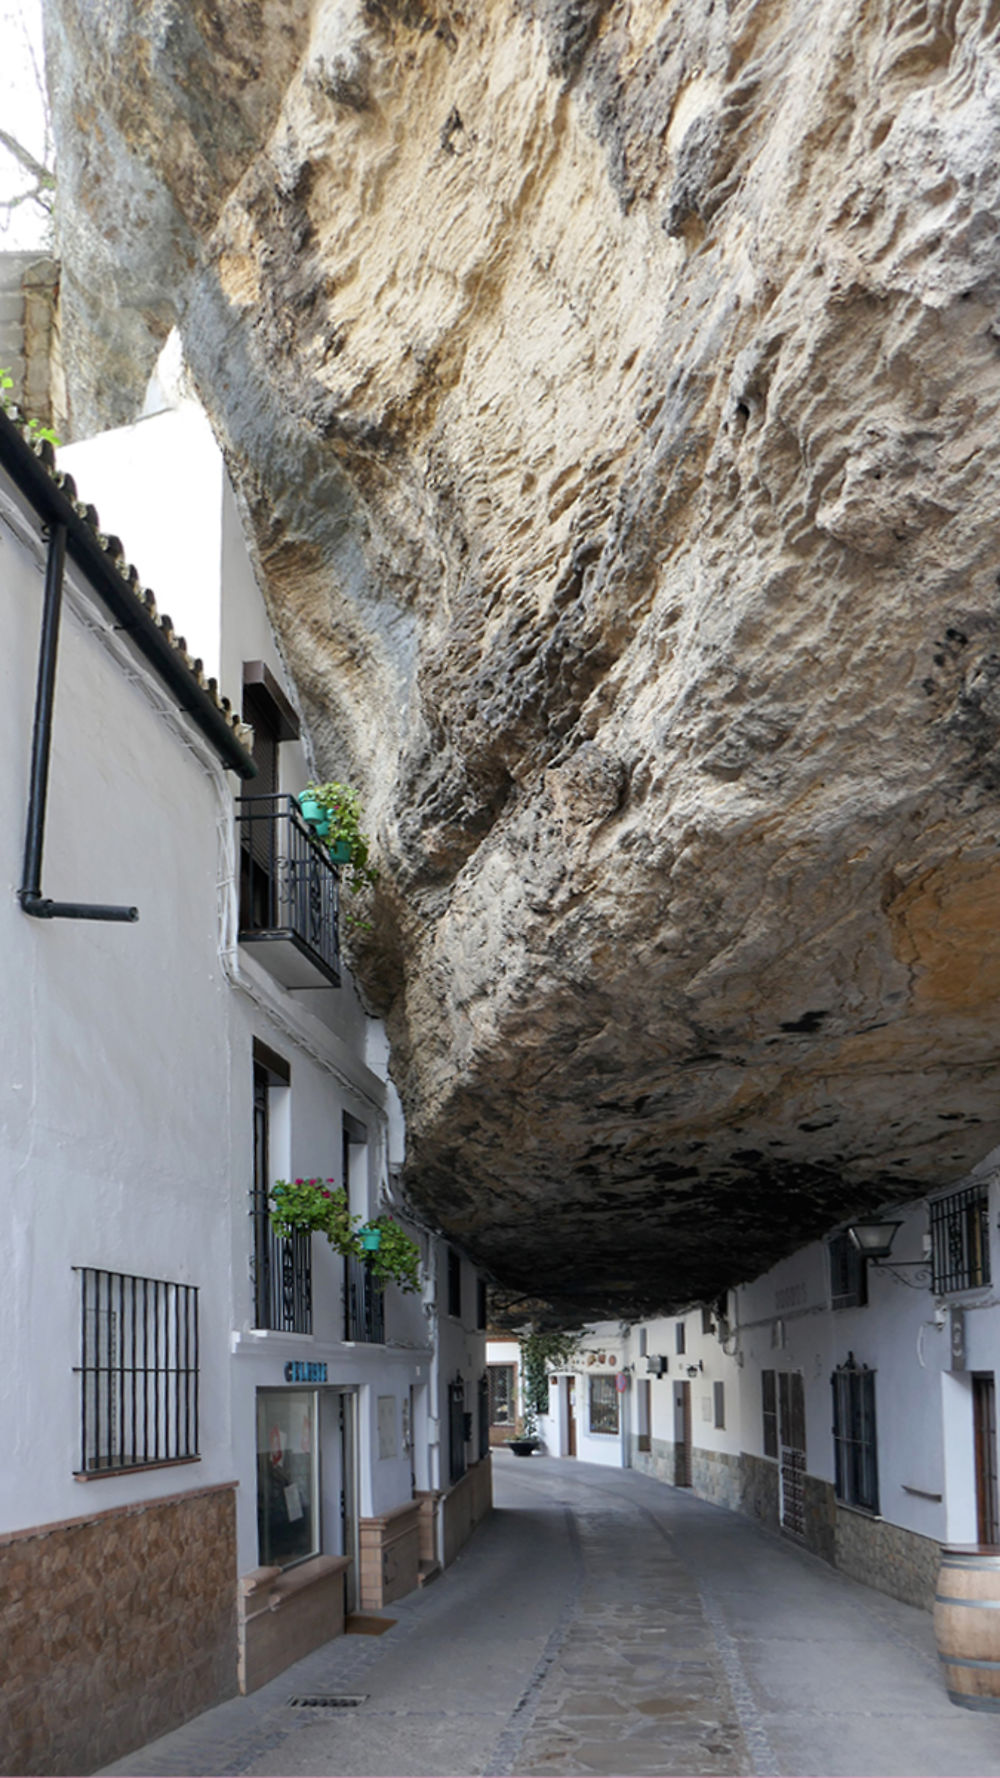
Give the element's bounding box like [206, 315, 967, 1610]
[75, 1455, 201, 1482]
[835, 1499, 882, 1521]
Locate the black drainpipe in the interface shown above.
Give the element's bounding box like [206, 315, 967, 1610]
[19, 522, 139, 922]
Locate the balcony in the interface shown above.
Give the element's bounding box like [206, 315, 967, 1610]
[345, 1256, 385, 1343]
[237, 793, 340, 989]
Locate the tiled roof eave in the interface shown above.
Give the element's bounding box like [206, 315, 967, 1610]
[0, 406, 257, 781]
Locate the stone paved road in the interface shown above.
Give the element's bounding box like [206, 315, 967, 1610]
[102, 1455, 1000, 1777]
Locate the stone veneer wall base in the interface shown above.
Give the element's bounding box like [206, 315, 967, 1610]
[0, 1482, 237, 1776]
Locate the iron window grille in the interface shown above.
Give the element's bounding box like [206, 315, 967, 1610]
[237, 793, 341, 986]
[589, 1374, 620, 1435]
[831, 1352, 879, 1514]
[344, 1255, 385, 1343]
[930, 1185, 991, 1295]
[828, 1231, 868, 1309]
[74, 1268, 199, 1475]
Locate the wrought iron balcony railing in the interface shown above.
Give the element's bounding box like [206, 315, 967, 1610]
[251, 1186, 313, 1335]
[345, 1255, 385, 1344]
[237, 793, 340, 989]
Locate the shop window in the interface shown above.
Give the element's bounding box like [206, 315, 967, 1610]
[930, 1185, 991, 1294]
[256, 1388, 319, 1569]
[589, 1374, 620, 1435]
[828, 1232, 868, 1310]
[74, 1267, 199, 1475]
[831, 1354, 879, 1515]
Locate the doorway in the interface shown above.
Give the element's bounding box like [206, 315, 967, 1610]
[674, 1381, 691, 1486]
[637, 1378, 651, 1454]
[973, 1373, 999, 1544]
[566, 1375, 578, 1457]
[779, 1371, 807, 1540]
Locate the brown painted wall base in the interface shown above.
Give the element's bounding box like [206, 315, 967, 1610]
[441, 1455, 493, 1570]
[0, 1481, 237, 1776]
[238, 1553, 350, 1693]
[358, 1500, 421, 1610]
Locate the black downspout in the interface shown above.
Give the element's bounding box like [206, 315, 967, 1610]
[19, 522, 139, 923]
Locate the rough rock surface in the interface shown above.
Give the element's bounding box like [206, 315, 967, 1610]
[45, 0, 1000, 1316]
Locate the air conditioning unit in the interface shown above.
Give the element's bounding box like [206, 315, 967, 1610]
[646, 1355, 669, 1377]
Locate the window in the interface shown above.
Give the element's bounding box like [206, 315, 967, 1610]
[74, 1268, 199, 1475]
[476, 1276, 487, 1331]
[257, 1388, 319, 1568]
[930, 1185, 991, 1294]
[714, 1380, 725, 1429]
[675, 1322, 686, 1355]
[828, 1231, 868, 1310]
[488, 1364, 516, 1426]
[447, 1248, 462, 1319]
[589, 1375, 620, 1435]
[761, 1369, 778, 1458]
[832, 1353, 879, 1514]
[701, 1307, 714, 1335]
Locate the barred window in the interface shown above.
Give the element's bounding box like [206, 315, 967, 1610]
[761, 1369, 778, 1458]
[828, 1232, 868, 1310]
[589, 1375, 620, 1435]
[832, 1353, 879, 1514]
[930, 1186, 991, 1295]
[74, 1268, 199, 1475]
[714, 1380, 726, 1429]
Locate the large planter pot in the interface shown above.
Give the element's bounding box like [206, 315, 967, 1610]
[507, 1438, 538, 1458]
[935, 1544, 1000, 1710]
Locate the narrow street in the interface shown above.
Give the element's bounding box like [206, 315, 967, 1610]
[103, 1453, 1000, 1778]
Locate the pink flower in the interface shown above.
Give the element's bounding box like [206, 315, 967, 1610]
[295, 1178, 303, 1185]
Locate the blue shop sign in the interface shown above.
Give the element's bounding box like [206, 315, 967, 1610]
[284, 1360, 328, 1384]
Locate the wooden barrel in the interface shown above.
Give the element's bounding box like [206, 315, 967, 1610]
[935, 1546, 1000, 1710]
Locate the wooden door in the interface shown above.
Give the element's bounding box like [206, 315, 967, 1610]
[779, 1371, 806, 1540]
[567, 1376, 577, 1457]
[674, 1381, 691, 1486]
[974, 1374, 999, 1545]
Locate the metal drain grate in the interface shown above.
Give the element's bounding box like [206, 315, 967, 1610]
[288, 1695, 368, 1709]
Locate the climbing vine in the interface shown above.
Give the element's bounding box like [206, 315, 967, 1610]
[520, 1327, 583, 1427]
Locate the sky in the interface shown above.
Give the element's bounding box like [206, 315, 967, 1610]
[0, 0, 53, 250]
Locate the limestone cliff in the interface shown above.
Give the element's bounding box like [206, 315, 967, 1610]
[45, 0, 1000, 1315]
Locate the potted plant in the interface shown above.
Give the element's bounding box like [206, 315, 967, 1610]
[298, 781, 378, 889]
[507, 1405, 540, 1457]
[269, 1178, 421, 1294]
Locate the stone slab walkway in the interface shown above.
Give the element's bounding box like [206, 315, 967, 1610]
[100, 1454, 1000, 1777]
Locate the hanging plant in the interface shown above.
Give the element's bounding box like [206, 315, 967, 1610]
[269, 1179, 421, 1294]
[298, 781, 378, 893]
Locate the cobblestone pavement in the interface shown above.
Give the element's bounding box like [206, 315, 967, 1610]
[101, 1455, 1000, 1777]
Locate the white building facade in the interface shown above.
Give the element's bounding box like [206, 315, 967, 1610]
[0, 379, 489, 1776]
